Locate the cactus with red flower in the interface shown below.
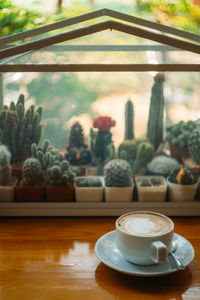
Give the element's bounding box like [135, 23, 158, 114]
[92, 116, 116, 175]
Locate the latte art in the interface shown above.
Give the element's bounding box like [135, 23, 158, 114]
[118, 213, 172, 236]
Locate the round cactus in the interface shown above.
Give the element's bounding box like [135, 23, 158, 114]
[104, 159, 132, 187]
[21, 157, 45, 186]
[188, 130, 200, 165]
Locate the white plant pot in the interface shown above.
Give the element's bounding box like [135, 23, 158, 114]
[75, 176, 104, 202]
[0, 186, 15, 202]
[136, 176, 167, 202]
[167, 178, 199, 202]
[105, 183, 134, 202]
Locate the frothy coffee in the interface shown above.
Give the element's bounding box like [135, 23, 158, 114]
[118, 212, 172, 236]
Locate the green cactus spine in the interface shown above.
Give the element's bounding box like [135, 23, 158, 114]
[104, 159, 132, 187]
[47, 160, 75, 186]
[20, 157, 45, 186]
[147, 73, 165, 151]
[188, 130, 200, 164]
[124, 99, 134, 140]
[0, 145, 12, 186]
[66, 122, 91, 166]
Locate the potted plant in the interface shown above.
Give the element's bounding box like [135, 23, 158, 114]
[135, 176, 167, 202]
[104, 159, 133, 202]
[167, 167, 199, 202]
[45, 160, 75, 202]
[75, 176, 104, 202]
[16, 157, 45, 202]
[0, 145, 16, 202]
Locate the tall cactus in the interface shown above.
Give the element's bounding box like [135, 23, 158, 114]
[124, 99, 134, 140]
[0, 145, 12, 186]
[147, 73, 165, 151]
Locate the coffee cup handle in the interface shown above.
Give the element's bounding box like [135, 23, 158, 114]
[151, 241, 167, 264]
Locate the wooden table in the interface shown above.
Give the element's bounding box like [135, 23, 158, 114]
[0, 216, 200, 299]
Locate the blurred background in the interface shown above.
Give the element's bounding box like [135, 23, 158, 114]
[1, 0, 200, 149]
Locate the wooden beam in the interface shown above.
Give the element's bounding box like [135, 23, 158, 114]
[0, 21, 110, 60]
[0, 20, 199, 60]
[110, 21, 200, 55]
[0, 64, 199, 72]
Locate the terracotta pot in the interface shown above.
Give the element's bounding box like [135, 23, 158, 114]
[168, 143, 190, 163]
[46, 186, 74, 202]
[0, 186, 15, 202]
[16, 186, 44, 202]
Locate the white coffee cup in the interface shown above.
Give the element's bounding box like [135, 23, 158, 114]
[115, 211, 174, 265]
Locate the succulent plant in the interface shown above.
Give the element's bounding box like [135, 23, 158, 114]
[0, 145, 12, 186]
[118, 140, 137, 161]
[147, 73, 165, 151]
[166, 120, 198, 149]
[168, 167, 198, 185]
[124, 99, 134, 140]
[31, 139, 62, 172]
[77, 177, 102, 187]
[104, 159, 132, 187]
[132, 142, 154, 174]
[0, 94, 43, 163]
[46, 160, 75, 186]
[188, 130, 200, 165]
[66, 122, 91, 166]
[147, 155, 180, 176]
[20, 157, 45, 186]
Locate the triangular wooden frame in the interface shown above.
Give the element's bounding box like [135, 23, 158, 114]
[0, 8, 199, 72]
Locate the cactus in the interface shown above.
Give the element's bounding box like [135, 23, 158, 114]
[66, 122, 91, 165]
[20, 157, 45, 186]
[104, 159, 132, 187]
[124, 99, 134, 140]
[188, 130, 200, 165]
[118, 140, 137, 161]
[0, 145, 12, 186]
[31, 139, 62, 172]
[132, 142, 154, 174]
[147, 155, 180, 176]
[77, 177, 102, 187]
[46, 160, 75, 186]
[166, 120, 197, 149]
[168, 167, 198, 185]
[147, 73, 165, 151]
[0, 94, 43, 163]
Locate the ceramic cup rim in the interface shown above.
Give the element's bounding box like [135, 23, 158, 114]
[116, 210, 174, 238]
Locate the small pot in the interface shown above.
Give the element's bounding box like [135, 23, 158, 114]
[75, 176, 104, 202]
[45, 186, 74, 202]
[167, 178, 199, 202]
[0, 186, 15, 202]
[136, 176, 167, 202]
[105, 182, 134, 202]
[16, 186, 44, 202]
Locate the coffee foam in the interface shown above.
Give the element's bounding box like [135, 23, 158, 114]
[118, 213, 172, 236]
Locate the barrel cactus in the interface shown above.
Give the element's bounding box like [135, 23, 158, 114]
[46, 160, 75, 186]
[188, 130, 200, 165]
[77, 177, 102, 187]
[20, 157, 45, 186]
[104, 159, 132, 187]
[0, 145, 12, 186]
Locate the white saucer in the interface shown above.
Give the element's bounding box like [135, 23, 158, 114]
[95, 231, 194, 277]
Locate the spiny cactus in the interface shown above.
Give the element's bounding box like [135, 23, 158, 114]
[77, 177, 102, 187]
[20, 157, 45, 186]
[0, 145, 12, 186]
[188, 130, 200, 165]
[31, 139, 62, 172]
[118, 140, 137, 161]
[168, 167, 198, 185]
[66, 122, 91, 166]
[104, 159, 132, 187]
[132, 142, 154, 174]
[0, 94, 43, 163]
[124, 99, 134, 140]
[147, 73, 165, 151]
[46, 160, 75, 186]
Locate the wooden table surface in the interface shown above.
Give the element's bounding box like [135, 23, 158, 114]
[0, 216, 200, 300]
